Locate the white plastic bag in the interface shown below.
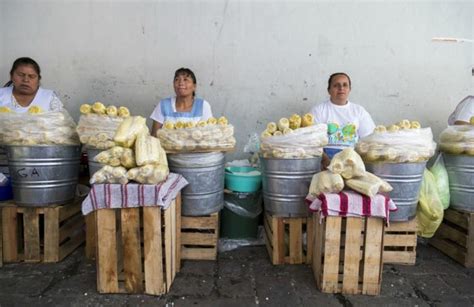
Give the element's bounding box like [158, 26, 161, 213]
[76, 113, 124, 149]
[259, 124, 328, 159]
[356, 127, 436, 163]
[429, 153, 450, 209]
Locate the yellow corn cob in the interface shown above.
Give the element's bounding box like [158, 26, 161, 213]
[106, 105, 118, 116]
[410, 121, 421, 129]
[207, 117, 217, 125]
[277, 118, 290, 131]
[197, 120, 207, 127]
[79, 104, 92, 114]
[470, 116, 474, 125]
[163, 121, 175, 129]
[28, 106, 43, 114]
[283, 127, 293, 134]
[260, 130, 272, 138]
[92, 102, 106, 114]
[374, 125, 387, 133]
[175, 121, 185, 129]
[387, 124, 400, 132]
[289, 114, 302, 129]
[266, 122, 277, 133]
[118, 106, 130, 117]
[301, 113, 314, 127]
[113, 116, 148, 148]
[0, 106, 12, 113]
[135, 133, 162, 166]
[398, 119, 411, 129]
[273, 131, 283, 136]
[345, 176, 381, 197]
[185, 121, 196, 129]
[217, 116, 228, 126]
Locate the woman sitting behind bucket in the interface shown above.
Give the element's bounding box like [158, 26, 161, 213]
[310, 72, 375, 167]
[150, 68, 213, 136]
[448, 95, 474, 125]
[0, 57, 63, 113]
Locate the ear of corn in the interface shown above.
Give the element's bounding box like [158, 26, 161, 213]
[135, 133, 163, 166]
[106, 105, 118, 116]
[289, 114, 301, 129]
[207, 117, 217, 125]
[301, 113, 314, 127]
[266, 122, 277, 133]
[163, 121, 174, 129]
[92, 102, 106, 114]
[185, 121, 196, 129]
[277, 118, 289, 131]
[197, 120, 207, 127]
[114, 116, 148, 148]
[79, 104, 92, 114]
[217, 116, 228, 126]
[410, 121, 421, 129]
[28, 106, 43, 114]
[374, 125, 387, 133]
[387, 124, 400, 132]
[118, 106, 130, 117]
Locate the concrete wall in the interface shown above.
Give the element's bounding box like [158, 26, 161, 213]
[1, 0, 472, 160]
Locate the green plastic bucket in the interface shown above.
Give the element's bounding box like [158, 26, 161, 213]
[225, 166, 262, 193]
[220, 190, 262, 239]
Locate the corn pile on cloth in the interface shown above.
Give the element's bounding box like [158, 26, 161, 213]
[81, 173, 188, 215]
[306, 190, 397, 224]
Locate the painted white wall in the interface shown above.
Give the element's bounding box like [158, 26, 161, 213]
[1, 0, 472, 160]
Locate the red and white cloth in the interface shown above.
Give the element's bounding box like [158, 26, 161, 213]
[81, 173, 188, 215]
[306, 190, 397, 223]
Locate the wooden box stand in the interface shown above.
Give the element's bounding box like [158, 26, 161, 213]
[430, 208, 474, 268]
[383, 218, 417, 265]
[1, 199, 84, 263]
[264, 211, 313, 265]
[95, 197, 181, 296]
[312, 213, 384, 296]
[181, 212, 219, 261]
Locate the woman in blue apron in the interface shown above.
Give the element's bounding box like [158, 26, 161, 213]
[150, 68, 213, 136]
[0, 57, 63, 113]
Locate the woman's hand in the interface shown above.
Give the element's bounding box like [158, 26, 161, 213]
[151, 121, 163, 137]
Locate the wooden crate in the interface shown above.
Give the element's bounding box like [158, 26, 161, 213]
[312, 213, 384, 296]
[383, 218, 417, 265]
[264, 211, 313, 265]
[1, 199, 84, 263]
[181, 213, 219, 261]
[430, 208, 474, 268]
[95, 197, 181, 296]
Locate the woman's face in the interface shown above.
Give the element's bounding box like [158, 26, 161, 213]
[11, 64, 40, 95]
[328, 75, 351, 105]
[174, 74, 196, 98]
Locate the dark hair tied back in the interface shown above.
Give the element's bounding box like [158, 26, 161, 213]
[327, 72, 351, 90]
[4, 57, 41, 87]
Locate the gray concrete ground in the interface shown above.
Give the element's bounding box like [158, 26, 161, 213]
[0, 239, 473, 307]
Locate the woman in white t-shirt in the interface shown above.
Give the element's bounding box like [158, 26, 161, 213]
[310, 72, 376, 165]
[448, 95, 474, 125]
[0, 57, 63, 113]
[150, 68, 213, 136]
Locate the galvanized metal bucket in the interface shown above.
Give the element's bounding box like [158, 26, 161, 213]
[444, 154, 474, 212]
[87, 148, 106, 177]
[168, 152, 225, 216]
[261, 156, 321, 217]
[365, 162, 426, 221]
[0, 146, 9, 176]
[6, 145, 81, 206]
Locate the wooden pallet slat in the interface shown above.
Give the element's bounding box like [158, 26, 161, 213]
[362, 218, 383, 295]
[44, 207, 60, 262]
[23, 209, 40, 263]
[121, 208, 143, 294]
[96, 209, 119, 293]
[143, 207, 165, 295]
[342, 218, 362, 294]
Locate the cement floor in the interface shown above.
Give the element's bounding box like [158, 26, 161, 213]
[0, 240, 473, 307]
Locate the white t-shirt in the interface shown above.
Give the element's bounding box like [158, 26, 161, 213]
[150, 97, 213, 124]
[0, 86, 63, 113]
[310, 99, 376, 148]
[448, 95, 474, 125]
